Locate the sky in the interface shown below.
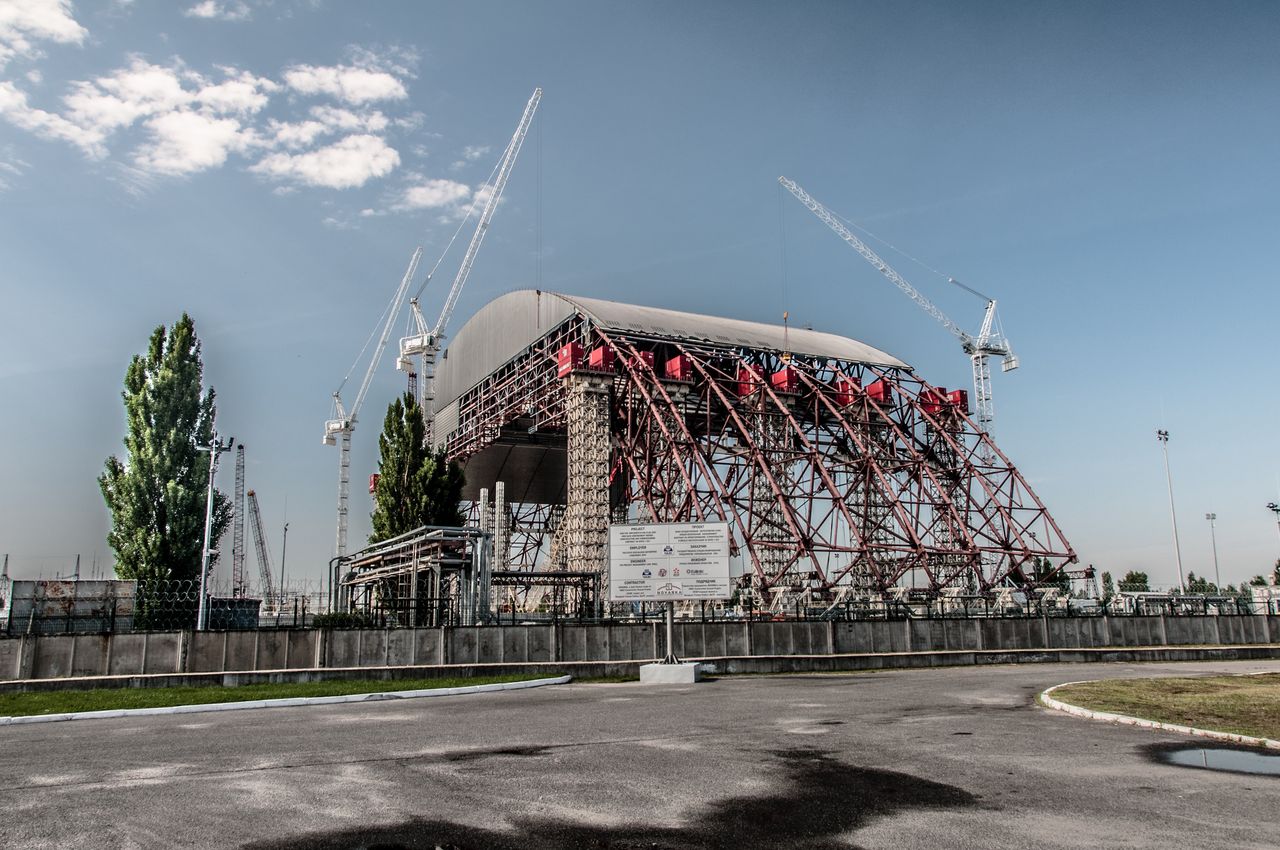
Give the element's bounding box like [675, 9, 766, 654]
[1, 0, 1278, 593]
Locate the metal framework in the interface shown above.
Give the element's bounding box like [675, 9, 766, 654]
[333, 526, 492, 626]
[440, 298, 1076, 607]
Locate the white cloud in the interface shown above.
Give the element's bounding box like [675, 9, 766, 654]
[135, 110, 248, 175]
[250, 133, 399, 189]
[0, 80, 104, 156]
[184, 1, 251, 22]
[283, 63, 407, 104]
[196, 69, 277, 115]
[310, 104, 388, 132]
[25, 68, 42, 84]
[0, 147, 28, 190]
[62, 59, 192, 138]
[399, 177, 470, 210]
[462, 145, 490, 162]
[0, 0, 87, 69]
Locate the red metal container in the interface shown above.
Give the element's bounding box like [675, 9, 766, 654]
[866, 379, 892, 404]
[664, 354, 693, 382]
[629, 351, 655, 371]
[557, 342, 583, 377]
[835, 378, 861, 406]
[368, 473, 380, 495]
[771, 366, 799, 394]
[736, 365, 763, 397]
[920, 387, 946, 415]
[588, 345, 615, 372]
[946, 389, 969, 413]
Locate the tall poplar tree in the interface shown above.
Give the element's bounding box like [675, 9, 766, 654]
[100, 314, 230, 585]
[370, 393, 465, 543]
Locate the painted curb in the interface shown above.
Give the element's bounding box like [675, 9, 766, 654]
[1040, 678, 1280, 750]
[0, 675, 572, 727]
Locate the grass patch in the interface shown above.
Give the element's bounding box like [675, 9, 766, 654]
[1051, 674, 1280, 741]
[0, 673, 550, 718]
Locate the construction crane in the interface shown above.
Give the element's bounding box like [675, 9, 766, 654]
[779, 177, 1018, 462]
[323, 247, 423, 558]
[397, 87, 542, 443]
[246, 489, 277, 610]
[231, 444, 246, 597]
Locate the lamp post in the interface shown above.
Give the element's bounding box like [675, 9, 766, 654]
[196, 434, 235, 630]
[1156, 430, 1186, 593]
[1267, 502, 1280, 550]
[1205, 513, 1221, 592]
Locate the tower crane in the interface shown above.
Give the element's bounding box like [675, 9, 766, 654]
[246, 489, 277, 610]
[397, 87, 542, 444]
[779, 177, 1018, 463]
[324, 247, 423, 557]
[231, 444, 246, 597]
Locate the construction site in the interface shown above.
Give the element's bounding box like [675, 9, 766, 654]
[306, 87, 1094, 627]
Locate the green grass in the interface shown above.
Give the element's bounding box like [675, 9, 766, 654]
[1051, 674, 1280, 741]
[0, 673, 551, 718]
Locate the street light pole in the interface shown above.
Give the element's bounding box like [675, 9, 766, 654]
[1205, 513, 1221, 592]
[1267, 503, 1280, 551]
[1156, 430, 1186, 593]
[196, 434, 235, 631]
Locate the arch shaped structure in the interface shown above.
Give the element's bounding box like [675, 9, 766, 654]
[434, 290, 1075, 604]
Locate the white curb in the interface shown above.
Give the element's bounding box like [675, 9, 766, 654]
[0, 675, 572, 726]
[1040, 679, 1280, 750]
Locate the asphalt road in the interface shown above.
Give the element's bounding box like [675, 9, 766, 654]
[2, 659, 1278, 849]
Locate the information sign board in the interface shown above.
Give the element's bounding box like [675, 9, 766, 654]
[608, 521, 731, 601]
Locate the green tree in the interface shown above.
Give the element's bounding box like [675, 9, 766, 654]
[1031, 557, 1070, 592]
[1118, 570, 1150, 592]
[369, 392, 465, 543]
[1184, 571, 1215, 594]
[99, 315, 230, 596]
[1100, 571, 1115, 602]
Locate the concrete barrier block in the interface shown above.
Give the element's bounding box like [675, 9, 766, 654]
[71, 635, 110, 677]
[32, 634, 74, 678]
[285, 630, 317, 667]
[254, 631, 287, 670]
[102, 633, 143, 675]
[749, 622, 774, 656]
[585, 624, 611, 661]
[0, 639, 21, 680]
[221, 631, 256, 671]
[326, 631, 361, 668]
[474, 628, 500, 664]
[414, 629, 443, 665]
[525, 626, 551, 662]
[450, 628, 478, 664]
[385, 629, 414, 666]
[186, 631, 226, 673]
[724, 623, 749, 657]
[500, 626, 526, 663]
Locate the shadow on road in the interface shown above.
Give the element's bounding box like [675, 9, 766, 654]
[245, 747, 976, 850]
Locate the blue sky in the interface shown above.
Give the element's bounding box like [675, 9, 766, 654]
[1, 0, 1278, 591]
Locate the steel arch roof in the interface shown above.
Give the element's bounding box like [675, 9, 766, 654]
[434, 289, 908, 410]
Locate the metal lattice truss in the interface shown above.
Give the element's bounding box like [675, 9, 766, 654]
[445, 315, 1075, 600]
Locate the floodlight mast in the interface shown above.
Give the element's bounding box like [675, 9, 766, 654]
[778, 176, 1018, 462]
[324, 247, 423, 558]
[397, 87, 542, 444]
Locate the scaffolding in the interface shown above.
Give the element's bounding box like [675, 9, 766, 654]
[434, 290, 1075, 608]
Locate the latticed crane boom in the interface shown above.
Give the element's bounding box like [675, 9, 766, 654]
[778, 176, 1018, 458]
[323, 247, 423, 557]
[398, 87, 542, 442]
[246, 489, 276, 608]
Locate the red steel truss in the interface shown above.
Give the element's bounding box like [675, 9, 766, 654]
[444, 314, 1075, 599]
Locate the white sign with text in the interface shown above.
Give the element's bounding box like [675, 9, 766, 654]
[608, 521, 732, 601]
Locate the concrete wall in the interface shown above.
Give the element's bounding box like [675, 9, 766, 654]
[2, 615, 1277, 681]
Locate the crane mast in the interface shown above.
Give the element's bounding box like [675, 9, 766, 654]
[231, 444, 246, 597]
[324, 246, 423, 557]
[246, 489, 276, 610]
[398, 87, 542, 443]
[778, 176, 1018, 461]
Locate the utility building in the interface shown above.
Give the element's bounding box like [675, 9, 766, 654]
[431, 290, 1075, 608]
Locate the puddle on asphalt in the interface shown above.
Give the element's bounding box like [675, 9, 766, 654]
[1155, 746, 1280, 776]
